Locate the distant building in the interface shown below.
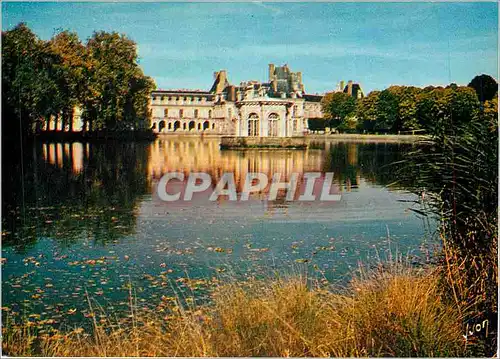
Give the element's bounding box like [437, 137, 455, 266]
[150, 64, 324, 137]
[336, 80, 365, 99]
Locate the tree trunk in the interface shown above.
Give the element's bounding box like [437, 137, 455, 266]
[68, 108, 74, 132]
[61, 112, 67, 132]
[54, 114, 60, 132]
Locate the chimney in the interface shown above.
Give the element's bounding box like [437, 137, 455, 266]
[269, 64, 276, 81]
[216, 70, 227, 93]
[272, 79, 278, 92]
[230, 86, 236, 102]
[347, 80, 353, 96]
[339, 80, 345, 92]
[210, 70, 230, 94]
[219, 70, 227, 81]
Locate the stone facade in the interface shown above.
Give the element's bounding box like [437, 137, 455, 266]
[150, 64, 324, 137]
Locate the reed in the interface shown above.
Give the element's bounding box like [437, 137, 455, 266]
[2, 263, 465, 357]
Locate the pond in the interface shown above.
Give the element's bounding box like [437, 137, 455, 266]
[2, 137, 437, 327]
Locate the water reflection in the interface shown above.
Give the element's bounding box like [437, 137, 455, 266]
[3, 138, 413, 252]
[2, 138, 430, 325]
[148, 138, 410, 190]
[3, 141, 151, 251]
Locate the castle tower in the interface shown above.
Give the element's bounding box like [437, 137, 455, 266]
[339, 80, 345, 92]
[269, 64, 276, 81]
[210, 70, 230, 94]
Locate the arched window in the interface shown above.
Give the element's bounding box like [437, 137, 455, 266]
[164, 108, 168, 118]
[189, 121, 195, 131]
[174, 121, 181, 131]
[203, 121, 209, 130]
[159, 121, 166, 132]
[268, 113, 279, 137]
[248, 113, 259, 137]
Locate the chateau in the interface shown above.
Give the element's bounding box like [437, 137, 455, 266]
[150, 64, 324, 137]
[38, 65, 363, 136]
[39, 64, 363, 137]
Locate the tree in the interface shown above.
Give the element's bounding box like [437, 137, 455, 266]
[375, 89, 399, 133]
[82, 31, 155, 131]
[468, 74, 498, 103]
[49, 30, 88, 131]
[483, 92, 498, 133]
[355, 91, 380, 132]
[2, 23, 66, 137]
[397, 86, 422, 132]
[3, 24, 156, 138]
[321, 92, 356, 128]
[415, 86, 480, 135]
[307, 118, 328, 131]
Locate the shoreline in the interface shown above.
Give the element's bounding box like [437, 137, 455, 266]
[33, 130, 158, 142]
[307, 133, 425, 142]
[30, 131, 424, 144]
[156, 132, 425, 143]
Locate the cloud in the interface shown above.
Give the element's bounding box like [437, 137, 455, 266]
[251, 2, 284, 17]
[139, 40, 474, 65]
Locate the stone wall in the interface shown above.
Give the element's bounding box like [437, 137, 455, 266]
[220, 136, 307, 149]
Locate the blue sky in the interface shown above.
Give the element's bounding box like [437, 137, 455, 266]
[2, 2, 498, 94]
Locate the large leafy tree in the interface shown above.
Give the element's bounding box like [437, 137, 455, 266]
[3, 23, 155, 137]
[83, 31, 155, 131]
[414, 86, 480, 135]
[321, 92, 356, 128]
[415, 87, 443, 131]
[355, 90, 380, 132]
[48, 30, 88, 131]
[468, 74, 498, 103]
[397, 86, 422, 132]
[375, 88, 399, 132]
[2, 23, 67, 137]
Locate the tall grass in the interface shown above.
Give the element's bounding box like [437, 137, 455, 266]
[396, 98, 498, 355]
[2, 263, 466, 357]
